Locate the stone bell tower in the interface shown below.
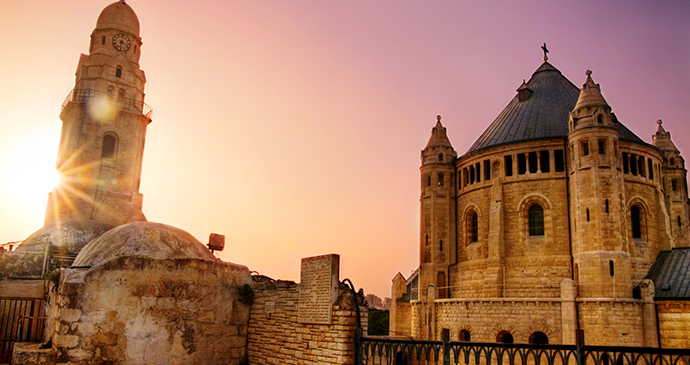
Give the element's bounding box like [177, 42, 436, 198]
[567, 70, 631, 298]
[419, 116, 457, 299]
[45, 0, 151, 227]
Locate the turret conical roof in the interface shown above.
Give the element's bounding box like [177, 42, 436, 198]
[425, 116, 454, 150]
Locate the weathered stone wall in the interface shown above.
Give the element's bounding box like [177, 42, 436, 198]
[657, 301, 690, 348]
[49, 257, 251, 364]
[392, 302, 411, 337]
[413, 299, 563, 343]
[247, 278, 367, 365]
[577, 300, 644, 346]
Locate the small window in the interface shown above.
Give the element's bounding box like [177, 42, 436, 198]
[598, 139, 606, 154]
[678, 216, 682, 228]
[101, 134, 116, 158]
[597, 114, 604, 124]
[586, 208, 590, 222]
[475, 163, 481, 183]
[529, 331, 549, 344]
[459, 330, 471, 342]
[497, 331, 514, 344]
[439, 153, 444, 162]
[631, 206, 642, 239]
[528, 205, 544, 236]
[605, 199, 609, 214]
[438, 173, 444, 186]
[505, 155, 513, 176]
[609, 260, 615, 276]
[518, 154, 527, 175]
[469, 211, 478, 243]
[133, 45, 137, 53]
[528, 152, 538, 173]
[101, 36, 106, 45]
[463, 169, 468, 187]
[638, 157, 646, 177]
[425, 234, 429, 246]
[440, 240, 443, 252]
[115, 66, 122, 78]
[582, 141, 589, 156]
[554, 150, 565, 172]
[630, 154, 638, 175]
[672, 179, 678, 191]
[469, 166, 475, 184]
[670, 158, 676, 166]
[484, 160, 491, 181]
[426, 175, 431, 187]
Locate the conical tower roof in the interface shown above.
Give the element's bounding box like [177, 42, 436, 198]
[464, 62, 645, 156]
[652, 119, 680, 153]
[574, 70, 609, 111]
[425, 116, 454, 150]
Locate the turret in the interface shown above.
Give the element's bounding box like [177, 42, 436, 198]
[653, 120, 690, 247]
[45, 0, 151, 227]
[567, 70, 631, 298]
[419, 116, 457, 299]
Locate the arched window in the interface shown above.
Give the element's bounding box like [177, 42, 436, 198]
[101, 134, 116, 158]
[439, 153, 444, 162]
[597, 114, 604, 124]
[459, 329, 471, 342]
[529, 331, 549, 344]
[631, 205, 642, 239]
[468, 211, 478, 243]
[115, 66, 122, 78]
[528, 205, 544, 236]
[496, 331, 514, 343]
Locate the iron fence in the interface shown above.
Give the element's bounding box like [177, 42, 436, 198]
[358, 331, 690, 365]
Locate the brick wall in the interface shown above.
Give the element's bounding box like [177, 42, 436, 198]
[247, 278, 367, 364]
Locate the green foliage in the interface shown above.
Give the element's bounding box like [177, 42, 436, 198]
[367, 309, 389, 336]
[42, 269, 61, 291]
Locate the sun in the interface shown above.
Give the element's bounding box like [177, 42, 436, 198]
[3, 134, 61, 214]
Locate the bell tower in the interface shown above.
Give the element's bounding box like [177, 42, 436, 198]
[419, 116, 457, 299]
[567, 70, 631, 298]
[45, 0, 151, 227]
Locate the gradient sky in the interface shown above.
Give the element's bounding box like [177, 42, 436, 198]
[1, 0, 689, 298]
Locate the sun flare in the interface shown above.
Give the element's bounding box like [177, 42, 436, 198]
[3, 134, 61, 214]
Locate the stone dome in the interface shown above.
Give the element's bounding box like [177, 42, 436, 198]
[73, 222, 216, 267]
[17, 220, 114, 254]
[96, 0, 140, 37]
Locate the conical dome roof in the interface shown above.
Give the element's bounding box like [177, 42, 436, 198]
[425, 118, 454, 150]
[573, 70, 609, 111]
[464, 62, 645, 156]
[652, 119, 680, 152]
[96, 0, 140, 37]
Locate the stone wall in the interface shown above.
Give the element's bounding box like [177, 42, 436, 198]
[247, 277, 367, 364]
[657, 301, 690, 348]
[576, 300, 644, 346]
[49, 257, 251, 364]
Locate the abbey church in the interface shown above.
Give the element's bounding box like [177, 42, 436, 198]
[391, 58, 690, 348]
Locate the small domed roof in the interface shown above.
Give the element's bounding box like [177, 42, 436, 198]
[73, 222, 215, 267]
[96, 0, 140, 37]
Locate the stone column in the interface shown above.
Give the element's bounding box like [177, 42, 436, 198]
[561, 279, 578, 344]
[640, 279, 659, 347]
[427, 285, 436, 340]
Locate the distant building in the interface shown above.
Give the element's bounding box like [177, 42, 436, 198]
[365, 293, 392, 310]
[391, 59, 690, 348]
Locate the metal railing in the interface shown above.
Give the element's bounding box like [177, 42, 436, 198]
[61, 88, 153, 119]
[357, 330, 690, 365]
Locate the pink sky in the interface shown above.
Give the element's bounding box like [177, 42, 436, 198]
[1, 0, 688, 297]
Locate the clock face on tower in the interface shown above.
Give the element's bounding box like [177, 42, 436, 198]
[112, 34, 131, 52]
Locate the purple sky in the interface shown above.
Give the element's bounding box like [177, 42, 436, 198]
[1, 0, 688, 297]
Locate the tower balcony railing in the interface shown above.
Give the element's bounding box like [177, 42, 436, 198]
[60, 89, 153, 119]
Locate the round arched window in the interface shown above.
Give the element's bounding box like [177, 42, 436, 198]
[528, 205, 544, 236]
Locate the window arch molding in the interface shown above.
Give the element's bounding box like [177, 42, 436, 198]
[101, 132, 118, 159]
[517, 194, 553, 241]
[626, 196, 650, 241]
[462, 204, 482, 245]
